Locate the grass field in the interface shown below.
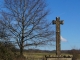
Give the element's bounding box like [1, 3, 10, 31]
[23, 52, 56, 60]
[23, 52, 73, 60]
[24, 52, 52, 58]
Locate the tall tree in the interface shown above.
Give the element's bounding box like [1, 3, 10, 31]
[0, 0, 54, 56]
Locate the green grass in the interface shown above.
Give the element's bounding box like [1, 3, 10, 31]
[23, 52, 56, 60]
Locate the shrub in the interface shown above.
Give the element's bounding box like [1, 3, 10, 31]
[0, 42, 15, 60]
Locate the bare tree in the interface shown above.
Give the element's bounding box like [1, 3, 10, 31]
[68, 49, 80, 60]
[0, 0, 54, 56]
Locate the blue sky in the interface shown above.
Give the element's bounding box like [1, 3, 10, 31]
[0, 0, 80, 50]
[46, 0, 80, 50]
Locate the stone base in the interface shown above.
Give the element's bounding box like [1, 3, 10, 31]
[44, 55, 73, 60]
[47, 57, 72, 60]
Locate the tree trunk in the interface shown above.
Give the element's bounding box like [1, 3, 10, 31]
[20, 45, 23, 56]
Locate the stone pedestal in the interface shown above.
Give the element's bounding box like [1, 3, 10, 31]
[47, 58, 72, 60]
[44, 55, 73, 60]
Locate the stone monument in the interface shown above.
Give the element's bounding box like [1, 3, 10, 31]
[52, 17, 63, 56]
[44, 17, 72, 60]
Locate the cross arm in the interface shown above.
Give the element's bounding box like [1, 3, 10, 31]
[60, 20, 64, 25]
[52, 20, 56, 24]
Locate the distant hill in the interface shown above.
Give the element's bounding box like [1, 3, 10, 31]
[23, 49, 80, 54]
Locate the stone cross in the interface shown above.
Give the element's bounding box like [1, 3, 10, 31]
[52, 17, 63, 56]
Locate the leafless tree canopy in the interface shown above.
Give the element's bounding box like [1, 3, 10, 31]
[0, 0, 54, 55]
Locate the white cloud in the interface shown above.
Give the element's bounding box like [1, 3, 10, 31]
[60, 36, 67, 42]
